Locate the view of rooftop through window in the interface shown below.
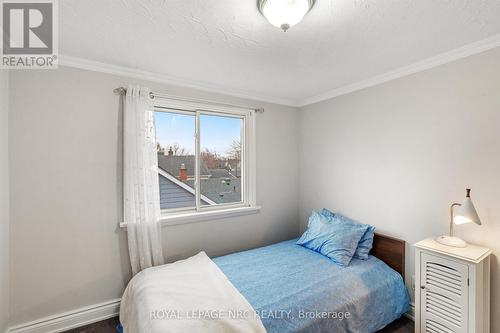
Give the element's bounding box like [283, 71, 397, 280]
[200, 114, 243, 206]
[155, 111, 243, 210]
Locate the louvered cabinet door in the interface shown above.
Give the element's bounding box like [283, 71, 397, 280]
[421, 253, 469, 333]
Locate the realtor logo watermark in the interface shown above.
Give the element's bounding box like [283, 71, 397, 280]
[1, 0, 58, 68]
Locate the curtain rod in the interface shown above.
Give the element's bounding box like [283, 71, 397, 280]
[113, 87, 264, 113]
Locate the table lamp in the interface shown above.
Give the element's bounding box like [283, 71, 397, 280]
[436, 188, 482, 248]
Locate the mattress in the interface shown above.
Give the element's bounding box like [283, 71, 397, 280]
[213, 239, 410, 333]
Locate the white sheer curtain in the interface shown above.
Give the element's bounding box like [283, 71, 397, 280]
[123, 85, 164, 275]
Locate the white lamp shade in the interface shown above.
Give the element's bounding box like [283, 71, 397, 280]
[454, 197, 481, 225]
[436, 188, 481, 248]
[259, 0, 314, 31]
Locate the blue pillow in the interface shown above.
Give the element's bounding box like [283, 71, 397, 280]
[320, 208, 375, 260]
[297, 211, 368, 266]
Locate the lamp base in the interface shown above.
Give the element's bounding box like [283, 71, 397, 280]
[436, 235, 468, 248]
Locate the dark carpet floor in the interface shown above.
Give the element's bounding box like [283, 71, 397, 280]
[63, 316, 414, 333]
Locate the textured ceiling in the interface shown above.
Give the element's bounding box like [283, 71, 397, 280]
[61, 0, 500, 105]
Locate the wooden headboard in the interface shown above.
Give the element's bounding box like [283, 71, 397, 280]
[370, 233, 405, 278]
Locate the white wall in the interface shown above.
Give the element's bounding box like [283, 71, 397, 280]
[9, 47, 500, 329]
[299, 47, 500, 330]
[8, 66, 300, 325]
[0, 69, 10, 332]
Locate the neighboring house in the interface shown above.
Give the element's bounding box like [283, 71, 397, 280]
[158, 152, 241, 209]
[208, 168, 236, 179]
[157, 153, 211, 180]
[225, 159, 241, 178]
[158, 168, 213, 209]
[186, 177, 241, 204]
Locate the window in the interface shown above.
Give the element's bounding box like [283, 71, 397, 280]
[154, 97, 257, 223]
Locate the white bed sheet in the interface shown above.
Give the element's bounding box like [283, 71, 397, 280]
[120, 251, 266, 333]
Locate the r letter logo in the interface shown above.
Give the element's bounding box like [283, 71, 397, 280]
[1, 0, 58, 69]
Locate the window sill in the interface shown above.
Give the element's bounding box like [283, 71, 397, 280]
[120, 206, 261, 228]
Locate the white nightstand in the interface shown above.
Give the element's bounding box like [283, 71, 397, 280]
[414, 238, 491, 333]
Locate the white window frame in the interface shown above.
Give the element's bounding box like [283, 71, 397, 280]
[152, 96, 259, 226]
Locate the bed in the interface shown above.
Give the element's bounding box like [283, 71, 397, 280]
[120, 233, 410, 333]
[213, 236, 409, 333]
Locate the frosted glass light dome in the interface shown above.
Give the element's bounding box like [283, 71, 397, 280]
[258, 0, 315, 32]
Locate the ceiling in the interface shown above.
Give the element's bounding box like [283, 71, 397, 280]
[61, 0, 500, 106]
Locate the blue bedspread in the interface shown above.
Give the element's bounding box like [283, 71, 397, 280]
[213, 239, 410, 333]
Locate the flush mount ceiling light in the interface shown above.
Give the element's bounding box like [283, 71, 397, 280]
[258, 0, 316, 32]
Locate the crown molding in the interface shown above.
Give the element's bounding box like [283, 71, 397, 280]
[59, 33, 500, 108]
[298, 33, 500, 107]
[58, 55, 299, 107]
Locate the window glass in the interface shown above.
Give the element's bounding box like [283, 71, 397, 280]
[199, 114, 243, 206]
[155, 111, 196, 210]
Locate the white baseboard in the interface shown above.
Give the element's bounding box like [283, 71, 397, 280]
[7, 299, 121, 333]
[404, 302, 415, 321]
